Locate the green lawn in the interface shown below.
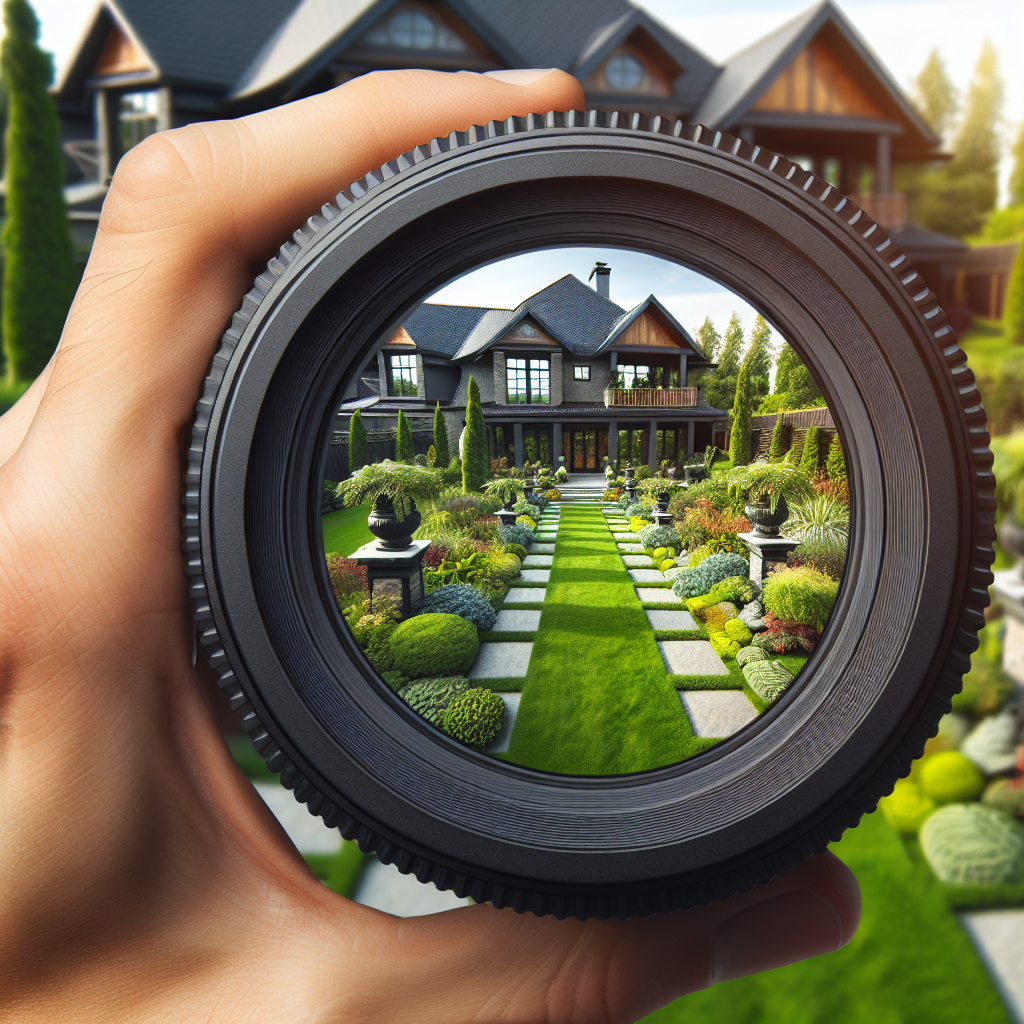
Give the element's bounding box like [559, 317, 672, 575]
[644, 810, 1011, 1024]
[322, 502, 373, 557]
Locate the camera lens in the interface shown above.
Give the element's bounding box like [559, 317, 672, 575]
[187, 111, 992, 918]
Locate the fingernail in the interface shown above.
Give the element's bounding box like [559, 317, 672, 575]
[712, 889, 846, 982]
[483, 69, 559, 86]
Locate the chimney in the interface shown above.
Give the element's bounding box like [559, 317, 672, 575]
[588, 261, 610, 299]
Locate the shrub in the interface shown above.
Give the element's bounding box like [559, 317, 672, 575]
[652, 546, 668, 561]
[432, 402, 450, 467]
[799, 426, 821, 476]
[638, 524, 681, 549]
[442, 688, 505, 749]
[555, 466, 568, 482]
[624, 502, 645, 518]
[396, 410, 415, 462]
[686, 544, 713, 568]
[349, 409, 368, 471]
[706, 575, 760, 607]
[462, 376, 489, 492]
[919, 751, 986, 803]
[743, 659, 795, 701]
[467, 516, 501, 543]
[880, 779, 937, 837]
[416, 584, 497, 631]
[618, 494, 631, 509]
[672, 552, 749, 599]
[479, 551, 523, 586]
[708, 631, 742, 660]
[961, 709, 1020, 775]
[826, 434, 847, 481]
[505, 543, 528, 562]
[423, 545, 447, 569]
[761, 565, 838, 632]
[920, 804, 1024, 885]
[952, 659, 1014, 718]
[659, 559, 676, 572]
[983, 779, 1024, 819]
[736, 646, 766, 668]
[441, 457, 462, 487]
[603, 487, 621, 501]
[724, 617, 753, 645]
[476, 494, 504, 516]
[322, 480, 344, 514]
[751, 612, 818, 654]
[380, 670, 410, 692]
[499, 523, 533, 548]
[767, 417, 787, 462]
[698, 600, 740, 632]
[325, 553, 368, 607]
[789, 541, 847, 581]
[543, 488, 562, 500]
[515, 514, 537, 530]
[399, 677, 471, 727]
[390, 613, 480, 679]
[346, 595, 401, 672]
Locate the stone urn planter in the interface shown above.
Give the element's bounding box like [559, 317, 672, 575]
[684, 465, 708, 484]
[657, 490, 671, 512]
[624, 466, 636, 481]
[496, 507, 519, 527]
[745, 494, 790, 538]
[367, 495, 421, 549]
[999, 518, 1024, 577]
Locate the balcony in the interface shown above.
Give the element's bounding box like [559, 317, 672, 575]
[603, 387, 698, 408]
[852, 192, 907, 232]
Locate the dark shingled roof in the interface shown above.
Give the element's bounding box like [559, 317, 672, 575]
[402, 303, 493, 358]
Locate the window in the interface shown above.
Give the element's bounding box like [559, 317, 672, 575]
[390, 354, 418, 395]
[517, 322, 537, 337]
[364, 8, 468, 50]
[605, 54, 644, 91]
[506, 357, 549, 404]
[573, 365, 591, 380]
[119, 91, 159, 152]
[618, 364, 650, 388]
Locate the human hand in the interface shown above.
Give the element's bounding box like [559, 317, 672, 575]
[0, 68, 859, 1022]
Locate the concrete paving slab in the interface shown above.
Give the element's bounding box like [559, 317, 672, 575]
[253, 781, 341, 854]
[469, 642, 533, 679]
[531, 543, 556, 553]
[637, 587, 681, 604]
[486, 692, 522, 754]
[493, 609, 541, 632]
[504, 587, 546, 604]
[354, 860, 468, 916]
[613, 532, 641, 541]
[961, 910, 1024, 1023]
[680, 690, 759, 737]
[622, 555, 655, 567]
[523, 554, 554, 567]
[618, 543, 645, 552]
[629, 569, 665, 583]
[518, 569, 550, 583]
[658, 640, 730, 676]
[646, 610, 698, 631]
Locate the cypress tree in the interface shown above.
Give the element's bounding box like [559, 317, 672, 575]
[432, 401, 450, 466]
[1009, 122, 1024, 207]
[396, 409, 414, 462]
[768, 417, 786, 462]
[1, 0, 77, 382]
[348, 409, 368, 473]
[745, 314, 773, 403]
[800, 426, 821, 477]
[787, 362, 823, 409]
[1004, 239, 1024, 345]
[773, 342, 800, 396]
[727, 359, 753, 467]
[914, 50, 958, 139]
[695, 315, 721, 361]
[703, 311, 744, 412]
[826, 434, 847, 481]
[461, 375, 488, 492]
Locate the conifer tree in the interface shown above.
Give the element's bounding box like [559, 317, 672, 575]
[432, 401, 450, 466]
[1004, 239, 1024, 345]
[348, 409, 368, 473]
[773, 342, 800, 396]
[396, 409, 415, 462]
[800, 426, 821, 477]
[703, 311, 744, 412]
[826, 434, 847, 481]
[461, 375, 488, 492]
[1007, 122, 1024, 207]
[768, 417, 786, 462]
[727, 359, 753, 467]
[745, 314, 774, 403]
[914, 50, 958, 139]
[2, 0, 77, 382]
[695, 315, 721, 361]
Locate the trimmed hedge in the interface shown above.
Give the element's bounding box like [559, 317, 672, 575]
[390, 613, 479, 679]
[761, 565, 838, 632]
[638, 523, 681, 549]
[880, 778, 937, 837]
[398, 676, 471, 726]
[416, 584, 497, 631]
[672, 552, 749, 599]
[743, 658, 794, 701]
[919, 751, 985, 804]
[442, 687, 505, 749]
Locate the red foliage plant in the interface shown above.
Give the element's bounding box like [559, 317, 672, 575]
[423, 545, 447, 569]
[812, 471, 849, 503]
[686, 498, 751, 536]
[325, 554, 368, 605]
[759, 612, 818, 654]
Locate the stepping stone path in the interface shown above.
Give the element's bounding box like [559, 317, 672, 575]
[646, 610, 698, 631]
[485, 693, 522, 754]
[469, 642, 533, 678]
[523, 554, 554, 567]
[504, 587, 546, 603]
[622, 554, 655, 567]
[613, 532, 641, 541]
[531, 543, 556, 554]
[680, 691, 759, 738]
[658, 640, 729, 675]
[629, 569, 665, 583]
[493, 609, 541, 632]
[518, 569, 550, 583]
[636, 587, 682, 604]
[618, 543, 645, 552]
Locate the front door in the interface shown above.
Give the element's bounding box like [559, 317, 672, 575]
[568, 428, 602, 471]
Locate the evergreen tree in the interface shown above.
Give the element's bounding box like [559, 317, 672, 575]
[800, 426, 821, 477]
[1009, 122, 1024, 208]
[1003, 239, 1024, 344]
[396, 409, 414, 462]
[745, 314, 773, 403]
[703, 311, 744, 412]
[768, 417, 786, 462]
[826, 434, 847, 481]
[2, 0, 77, 382]
[432, 401, 450, 466]
[727, 359, 753, 467]
[914, 50, 958, 139]
[461, 375, 488, 492]
[787, 362, 823, 410]
[773, 342, 800, 395]
[695, 315, 721, 361]
[348, 409, 368, 473]
[787, 432, 805, 466]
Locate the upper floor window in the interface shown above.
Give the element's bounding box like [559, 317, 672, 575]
[390, 353, 418, 395]
[618, 364, 650, 388]
[364, 7, 468, 51]
[119, 91, 159, 152]
[573, 365, 591, 380]
[605, 54, 644, 91]
[507, 357, 549, 404]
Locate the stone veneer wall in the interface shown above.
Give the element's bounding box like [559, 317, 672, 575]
[562, 355, 611, 404]
[493, 350, 506, 404]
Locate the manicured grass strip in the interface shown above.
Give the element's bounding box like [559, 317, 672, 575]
[322, 502, 373, 557]
[644, 810, 1013, 1024]
[479, 630, 536, 643]
[671, 673, 744, 691]
[473, 677, 525, 693]
[653, 630, 706, 641]
[643, 602, 689, 611]
[505, 504, 701, 775]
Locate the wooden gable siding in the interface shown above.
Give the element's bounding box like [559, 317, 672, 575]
[383, 325, 417, 348]
[615, 311, 684, 349]
[752, 36, 885, 120]
[498, 318, 559, 347]
[96, 25, 152, 77]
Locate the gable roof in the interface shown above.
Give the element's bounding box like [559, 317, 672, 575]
[693, 0, 936, 149]
[402, 302, 496, 358]
[598, 294, 707, 358]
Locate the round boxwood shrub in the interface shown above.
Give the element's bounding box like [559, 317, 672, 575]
[398, 676, 471, 726]
[442, 687, 505, 749]
[638, 524, 681, 549]
[736, 646, 766, 668]
[672, 552, 749, 599]
[416, 584, 497, 631]
[920, 804, 1024, 885]
[499, 523, 533, 548]
[480, 551, 522, 586]
[880, 778, 937, 837]
[983, 779, 1024, 819]
[743, 658, 794, 701]
[390, 613, 479, 679]
[919, 750, 986, 804]
[505, 542, 529, 562]
[761, 565, 838, 633]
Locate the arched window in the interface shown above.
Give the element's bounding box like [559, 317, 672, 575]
[605, 54, 645, 91]
[364, 7, 468, 51]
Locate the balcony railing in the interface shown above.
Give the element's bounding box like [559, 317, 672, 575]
[604, 387, 698, 408]
[852, 192, 907, 232]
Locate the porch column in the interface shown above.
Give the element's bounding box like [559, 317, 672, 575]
[607, 419, 617, 467]
[626, 428, 634, 465]
[376, 351, 389, 398]
[679, 352, 688, 387]
[648, 418, 658, 471]
[552, 422, 562, 469]
[875, 133, 892, 195]
[686, 420, 695, 456]
[513, 422, 524, 471]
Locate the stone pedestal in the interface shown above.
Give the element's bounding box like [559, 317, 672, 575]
[652, 510, 674, 528]
[350, 538, 430, 620]
[993, 568, 1024, 692]
[739, 532, 800, 587]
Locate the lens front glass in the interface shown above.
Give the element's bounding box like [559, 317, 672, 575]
[319, 247, 849, 776]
